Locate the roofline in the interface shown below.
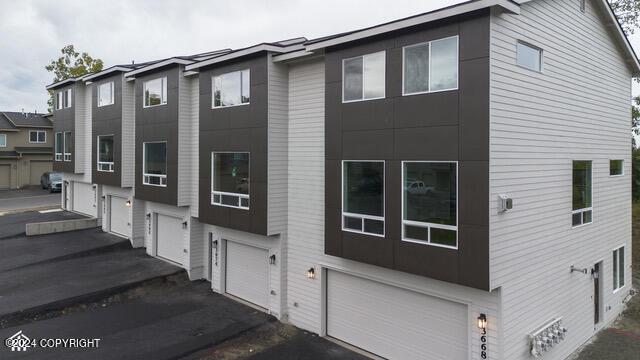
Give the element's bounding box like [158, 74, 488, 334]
[596, 0, 640, 76]
[124, 58, 193, 78]
[83, 66, 133, 82]
[45, 77, 83, 90]
[305, 0, 520, 51]
[0, 112, 16, 128]
[185, 44, 304, 71]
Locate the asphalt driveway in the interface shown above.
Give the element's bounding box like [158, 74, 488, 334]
[0, 186, 60, 212]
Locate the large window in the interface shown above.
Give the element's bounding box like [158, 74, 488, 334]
[402, 162, 457, 248]
[343, 52, 385, 102]
[143, 142, 167, 186]
[610, 160, 623, 176]
[0, 134, 6, 147]
[29, 130, 46, 143]
[212, 152, 250, 209]
[516, 41, 542, 72]
[572, 161, 592, 227]
[63, 131, 72, 161]
[342, 161, 385, 236]
[613, 246, 625, 292]
[143, 77, 167, 108]
[97, 135, 114, 172]
[56, 89, 72, 110]
[403, 36, 458, 95]
[98, 81, 114, 107]
[213, 69, 250, 108]
[54, 132, 62, 160]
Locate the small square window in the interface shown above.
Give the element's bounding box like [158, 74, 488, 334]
[613, 246, 625, 291]
[610, 160, 623, 176]
[98, 82, 114, 107]
[343, 52, 385, 102]
[29, 131, 46, 143]
[516, 41, 542, 72]
[144, 77, 167, 107]
[0, 134, 6, 147]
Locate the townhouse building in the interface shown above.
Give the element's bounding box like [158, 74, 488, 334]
[48, 0, 636, 359]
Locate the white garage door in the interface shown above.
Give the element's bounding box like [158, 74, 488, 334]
[72, 182, 95, 216]
[156, 214, 184, 265]
[109, 196, 129, 237]
[0, 164, 10, 189]
[327, 270, 469, 360]
[226, 241, 269, 309]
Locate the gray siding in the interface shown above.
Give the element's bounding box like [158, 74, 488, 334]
[178, 68, 195, 207]
[122, 76, 135, 187]
[75, 84, 89, 176]
[489, 1, 632, 359]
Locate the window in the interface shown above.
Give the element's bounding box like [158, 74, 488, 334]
[212, 152, 250, 209]
[55, 132, 62, 161]
[342, 161, 385, 236]
[343, 52, 385, 102]
[97, 135, 114, 172]
[56, 92, 63, 110]
[0, 134, 6, 147]
[516, 41, 542, 72]
[143, 77, 167, 107]
[98, 82, 114, 107]
[402, 162, 457, 248]
[572, 161, 592, 227]
[213, 69, 250, 108]
[29, 130, 46, 143]
[613, 246, 625, 291]
[63, 131, 72, 161]
[55, 89, 72, 110]
[403, 36, 458, 95]
[143, 142, 167, 186]
[610, 160, 623, 176]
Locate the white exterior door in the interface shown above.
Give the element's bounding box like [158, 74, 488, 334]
[109, 196, 129, 237]
[326, 270, 469, 360]
[225, 241, 269, 309]
[72, 182, 94, 216]
[155, 214, 184, 265]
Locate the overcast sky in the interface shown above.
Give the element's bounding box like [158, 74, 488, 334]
[1, 0, 639, 113]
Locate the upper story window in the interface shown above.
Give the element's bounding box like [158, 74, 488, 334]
[212, 152, 250, 209]
[97, 135, 114, 172]
[213, 69, 250, 108]
[56, 89, 72, 110]
[0, 134, 6, 147]
[516, 41, 542, 72]
[143, 141, 167, 186]
[403, 36, 458, 95]
[63, 131, 72, 161]
[572, 160, 592, 227]
[402, 161, 457, 249]
[342, 161, 385, 236]
[613, 246, 625, 292]
[343, 51, 385, 102]
[610, 160, 623, 176]
[29, 130, 46, 144]
[54, 132, 62, 161]
[98, 82, 114, 107]
[143, 77, 167, 108]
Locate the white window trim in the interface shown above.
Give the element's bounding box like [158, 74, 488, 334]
[211, 151, 250, 210]
[98, 81, 115, 107]
[0, 134, 6, 148]
[56, 92, 63, 111]
[143, 77, 167, 108]
[212, 69, 251, 109]
[572, 160, 593, 228]
[63, 132, 72, 162]
[612, 245, 625, 293]
[54, 132, 62, 161]
[341, 160, 385, 237]
[142, 141, 168, 187]
[402, 35, 459, 96]
[97, 135, 115, 172]
[516, 40, 543, 73]
[609, 159, 624, 177]
[342, 51, 386, 103]
[401, 160, 458, 250]
[29, 130, 46, 144]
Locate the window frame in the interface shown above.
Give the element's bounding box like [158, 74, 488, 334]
[211, 151, 250, 210]
[56, 92, 63, 110]
[612, 245, 625, 293]
[63, 131, 72, 162]
[609, 159, 624, 177]
[0, 134, 6, 148]
[212, 69, 251, 109]
[54, 132, 62, 161]
[143, 77, 168, 108]
[572, 160, 593, 228]
[64, 89, 72, 108]
[142, 141, 167, 187]
[402, 35, 459, 96]
[97, 135, 115, 172]
[341, 160, 386, 237]
[98, 81, 115, 107]
[29, 130, 46, 144]
[401, 160, 459, 249]
[341, 51, 386, 103]
[516, 40, 543, 72]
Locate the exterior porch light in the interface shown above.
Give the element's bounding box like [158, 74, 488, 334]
[307, 267, 315, 279]
[477, 313, 487, 329]
[125, 200, 132, 207]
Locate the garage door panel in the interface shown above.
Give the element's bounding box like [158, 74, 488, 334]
[29, 161, 52, 185]
[72, 182, 94, 216]
[0, 165, 10, 189]
[109, 196, 129, 237]
[226, 242, 269, 309]
[327, 270, 468, 360]
[156, 214, 184, 265]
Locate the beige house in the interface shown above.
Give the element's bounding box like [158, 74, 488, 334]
[0, 112, 54, 189]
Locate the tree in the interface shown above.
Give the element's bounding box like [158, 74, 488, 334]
[609, 0, 640, 34]
[44, 45, 104, 111]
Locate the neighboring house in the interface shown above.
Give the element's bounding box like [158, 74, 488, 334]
[0, 111, 53, 189]
[47, 0, 636, 359]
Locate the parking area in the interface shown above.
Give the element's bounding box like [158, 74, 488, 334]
[0, 186, 60, 213]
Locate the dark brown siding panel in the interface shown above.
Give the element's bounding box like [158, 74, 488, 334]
[92, 73, 123, 186]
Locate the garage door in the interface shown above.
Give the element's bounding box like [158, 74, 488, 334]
[327, 270, 469, 360]
[72, 182, 95, 216]
[226, 241, 269, 309]
[29, 160, 52, 185]
[109, 196, 129, 237]
[0, 165, 10, 189]
[156, 214, 184, 265]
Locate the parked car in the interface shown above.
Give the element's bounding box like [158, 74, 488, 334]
[41, 172, 62, 193]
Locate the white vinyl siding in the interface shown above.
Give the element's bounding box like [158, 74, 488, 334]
[121, 76, 135, 187]
[267, 57, 288, 235]
[178, 70, 196, 207]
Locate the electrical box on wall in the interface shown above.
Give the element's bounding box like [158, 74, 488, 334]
[497, 194, 513, 213]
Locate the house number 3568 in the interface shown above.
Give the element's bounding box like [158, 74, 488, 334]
[480, 328, 487, 359]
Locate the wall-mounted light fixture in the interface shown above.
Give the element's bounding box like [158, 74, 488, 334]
[477, 313, 487, 329]
[146, 213, 151, 219]
[125, 200, 132, 208]
[269, 254, 276, 265]
[212, 239, 218, 249]
[307, 267, 316, 280]
[182, 221, 188, 229]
